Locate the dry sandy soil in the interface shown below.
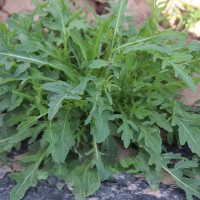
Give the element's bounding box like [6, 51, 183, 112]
[0, 0, 199, 105]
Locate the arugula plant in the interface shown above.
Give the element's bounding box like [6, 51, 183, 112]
[162, 2, 200, 31]
[0, 0, 200, 199]
[177, 4, 200, 30]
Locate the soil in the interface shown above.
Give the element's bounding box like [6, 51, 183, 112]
[0, 173, 189, 200]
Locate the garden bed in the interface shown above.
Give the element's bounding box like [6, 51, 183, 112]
[0, 1, 200, 200]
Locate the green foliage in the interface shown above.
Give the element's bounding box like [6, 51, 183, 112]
[0, 0, 200, 199]
[161, 2, 200, 31]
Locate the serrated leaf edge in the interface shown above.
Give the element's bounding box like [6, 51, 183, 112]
[175, 116, 200, 154]
[162, 165, 200, 199]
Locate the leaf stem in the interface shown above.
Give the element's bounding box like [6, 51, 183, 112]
[93, 138, 99, 160]
[162, 165, 200, 196]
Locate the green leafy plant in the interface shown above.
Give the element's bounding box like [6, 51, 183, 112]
[0, 0, 200, 199]
[160, 2, 200, 31]
[178, 4, 200, 30]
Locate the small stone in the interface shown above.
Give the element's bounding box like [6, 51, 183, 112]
[0, 165, 12, 179]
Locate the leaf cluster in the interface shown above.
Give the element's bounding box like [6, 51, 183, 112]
[161, 2, 200, 31]
[0, 0, 200, 199]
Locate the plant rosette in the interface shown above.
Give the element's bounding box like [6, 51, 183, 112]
[0, 0, 200, 200]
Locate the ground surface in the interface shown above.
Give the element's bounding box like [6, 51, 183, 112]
[0, 173, 187, 200]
